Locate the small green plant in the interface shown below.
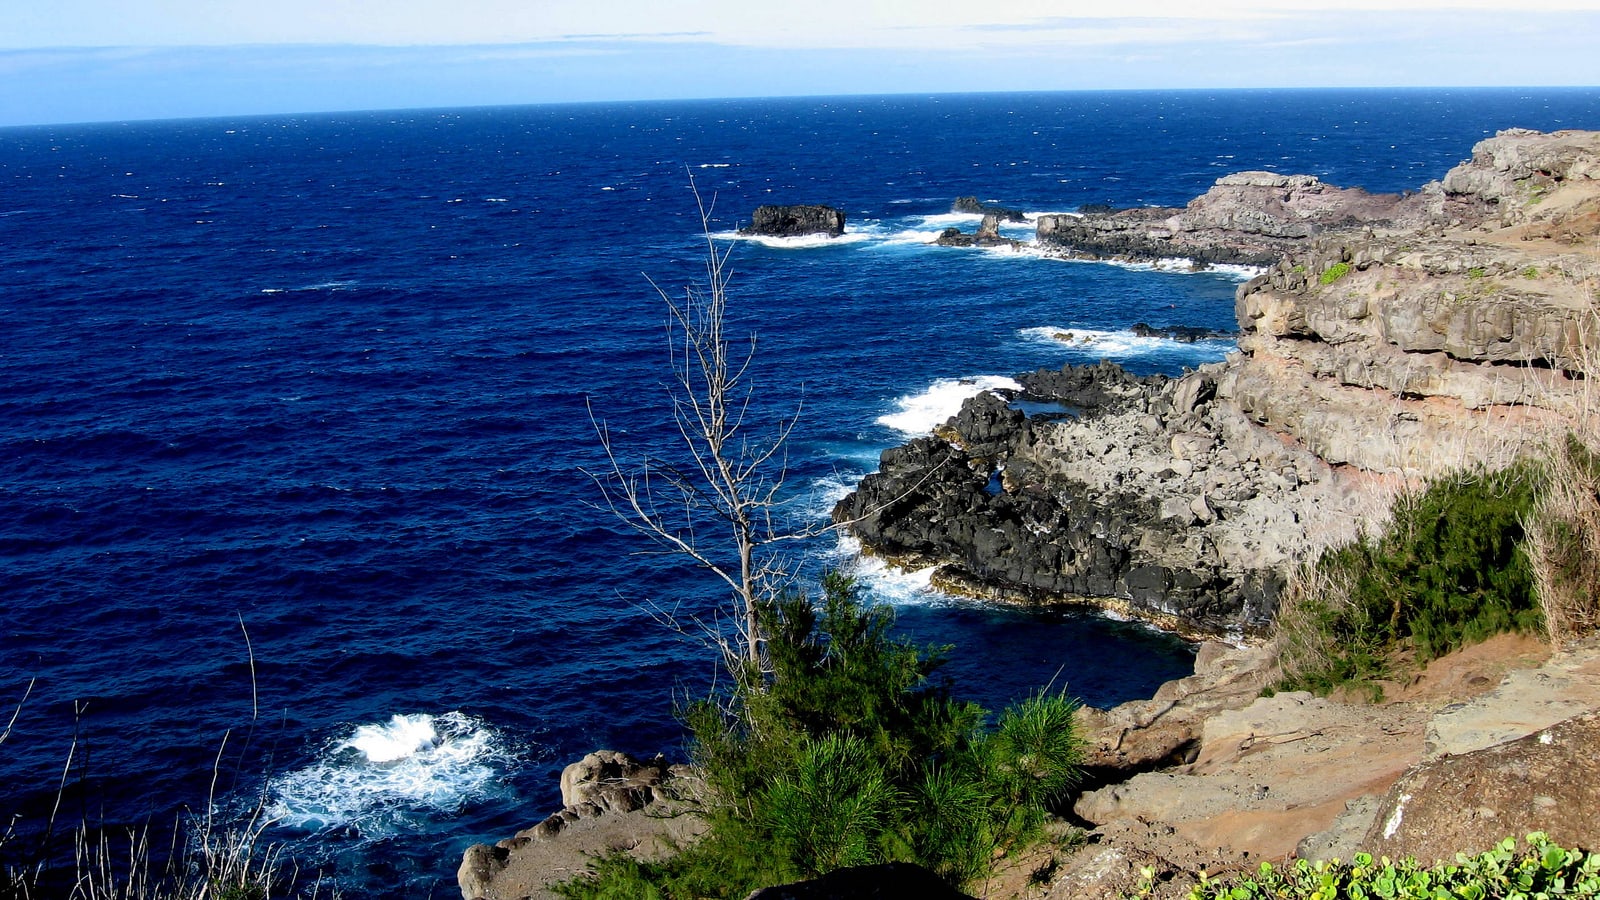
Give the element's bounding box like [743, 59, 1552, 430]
[1318, 262, 1351, 285]
[1523, 265, 1541, 279]
[1189, 834, 1600, 899]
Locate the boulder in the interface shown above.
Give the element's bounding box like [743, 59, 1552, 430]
[1362, 711, 1600, 864]
[560, 749, 675, 812]
[741, 204, 846, 237]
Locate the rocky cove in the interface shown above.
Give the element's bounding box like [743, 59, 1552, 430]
[460, 129, 1600, 898]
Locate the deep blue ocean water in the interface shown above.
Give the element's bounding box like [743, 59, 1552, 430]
[3, 88, 1599, 895]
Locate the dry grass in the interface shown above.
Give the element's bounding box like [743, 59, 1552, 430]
[1524, 307, 1600, 646]
[1525, 434, 1600, 645]
[1265, 560, 1362, 691]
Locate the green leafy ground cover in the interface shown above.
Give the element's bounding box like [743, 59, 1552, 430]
[1178, 834, 1600, 899]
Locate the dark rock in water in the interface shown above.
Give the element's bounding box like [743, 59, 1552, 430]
[952, 195, 1027, 223]
[741, 204, 846, 238]
[934, 213, 1022, 249]
[746, 862, 975, 900]
[1129, 322, 1231, 343]
[1016, 360, 1161, 413]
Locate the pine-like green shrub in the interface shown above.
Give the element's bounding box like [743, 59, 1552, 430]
[557, 574, 1084, 899]
[1274, 463, 1542, 696]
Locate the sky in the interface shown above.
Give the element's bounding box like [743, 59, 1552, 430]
[2, 1, 1598, 126]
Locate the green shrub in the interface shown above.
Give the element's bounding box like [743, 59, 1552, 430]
[1184, 834, 1600, 899]
[1274, 463, 1542, 696]
[558, 574, 1083, 898]
[1318, 262, 1351, 285]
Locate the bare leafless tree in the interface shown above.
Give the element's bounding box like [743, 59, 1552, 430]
[587, 183, 810, 675]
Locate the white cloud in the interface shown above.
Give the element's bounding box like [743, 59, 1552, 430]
[4, 0, 1599, 49]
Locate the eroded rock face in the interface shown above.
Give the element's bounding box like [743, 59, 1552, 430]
[1362, 711, 1600, 865]
[741, 204, 847, 237]
[1225, 129, 1600, 476]
[845, 129, 1600, 629]
[458, 751, 703, 900]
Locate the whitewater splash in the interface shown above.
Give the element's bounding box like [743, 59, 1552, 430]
[1021, 326, 1236, 361]
[877, 376, 1023, 436]
[829, 532, 944, 607]
[266, 712, 513, 838]
[710, 228, 871, 249]
[1043, 253, 1264, 281]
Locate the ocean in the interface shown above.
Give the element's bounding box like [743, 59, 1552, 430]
[3, 88, 1598, 896]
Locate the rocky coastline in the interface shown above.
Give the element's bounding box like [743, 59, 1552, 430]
[461, 129, 1600, 898]
[839, 128, 1600, 635]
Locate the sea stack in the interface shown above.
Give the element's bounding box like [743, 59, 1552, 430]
[740, 204, 847, 237]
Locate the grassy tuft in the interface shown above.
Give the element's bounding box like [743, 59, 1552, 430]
[1527, 431, 1600, 642]
[1318, 262, 1351, 285]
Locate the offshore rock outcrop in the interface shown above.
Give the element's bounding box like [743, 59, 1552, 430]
[741, 204, 847, 238]
[1036, 171, 1426, 266]
[933, 212, 1023, 249]
[953, 195, 1027, 222]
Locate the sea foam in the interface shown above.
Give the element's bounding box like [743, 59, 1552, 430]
[710, 229, 870, 249]
[266, 712, 512, 837]
[877, 376, 1022, 437]
[831, 533, 944, 607]
[1021, 326, 1236, 358]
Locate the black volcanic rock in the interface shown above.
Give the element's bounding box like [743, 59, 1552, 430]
[934, 214, 1021, 249]
[740, 204, 846, 238]
[953, 196, 1027, 222]
[833, 362, 1308, 635]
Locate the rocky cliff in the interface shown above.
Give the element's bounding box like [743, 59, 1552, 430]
[1228, 128, 1600, 477]
[840, 129, 1600, 633]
